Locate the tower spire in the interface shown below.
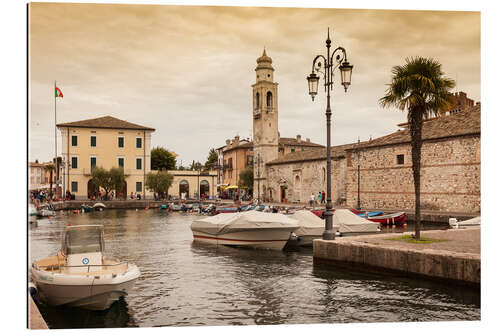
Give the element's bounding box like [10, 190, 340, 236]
[262, 47, 267, 57]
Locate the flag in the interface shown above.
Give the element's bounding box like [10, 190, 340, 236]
[55, 87, 63, 98]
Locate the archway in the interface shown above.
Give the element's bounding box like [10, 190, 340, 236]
[179, 180, 189, 199]
[200, 180, 209, 198]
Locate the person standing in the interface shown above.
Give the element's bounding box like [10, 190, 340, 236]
[310, 193, 315, 207]
[321, 191, 326, 204]
[318, 191, 322, 204]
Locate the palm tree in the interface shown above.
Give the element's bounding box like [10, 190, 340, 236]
[379, 57, 455, 240]
[43, 164, 56, 198]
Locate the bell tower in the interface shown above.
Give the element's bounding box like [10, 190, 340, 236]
[252, 49, 279, 201]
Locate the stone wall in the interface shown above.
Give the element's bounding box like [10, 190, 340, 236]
[266, 157, 347, 204]
[345, 135, 480, 213]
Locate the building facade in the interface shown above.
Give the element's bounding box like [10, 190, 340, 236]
[167, 170, 218, 199]
[57, 116, 155, 199]
[264, 103, 481, 213]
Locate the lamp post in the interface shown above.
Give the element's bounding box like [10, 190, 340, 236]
[357, 137, 361, 211]
[307, 28, 353, 240]
[256, 153, 261, 205]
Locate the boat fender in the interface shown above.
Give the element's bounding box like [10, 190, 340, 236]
[28, 282, 37, 298]
[73, 210, 79, 214]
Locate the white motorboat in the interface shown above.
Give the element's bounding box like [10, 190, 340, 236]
[333, 209, 381, 235]
[30, 225, 140, 310]
[289, 210, 338, 246]
[36, 204, 56, 218]
[449, 216, 480, 228]
[191, 211, 299, 250]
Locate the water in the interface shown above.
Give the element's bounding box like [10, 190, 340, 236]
[29, 210, 480, 328]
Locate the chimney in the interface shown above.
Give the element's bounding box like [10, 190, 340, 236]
[296, 134, 301, 143]
[225, 139, 230, 148]
[234, 135, 240, 144]
[306, 138, 310, 143]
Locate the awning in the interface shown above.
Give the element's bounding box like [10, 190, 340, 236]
[217, 183, 229, 187]
[225, 185, 238, 190]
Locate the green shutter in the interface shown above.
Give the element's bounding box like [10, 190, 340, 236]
[71, 157, 78, 169]
[72, 136, 77, 146]
[136, 182, 142, 192]
[90, 136, 96, 147]
[136, 137, 142, 148]
[71, 181, 78, 192]
[118, 158, 124, 168]
[136, 158, 142, 170]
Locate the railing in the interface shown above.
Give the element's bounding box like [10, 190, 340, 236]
[33, 261, 129, 274]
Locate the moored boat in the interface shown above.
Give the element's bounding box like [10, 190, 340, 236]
[191, 211, 299, 250]
[366, 212, 406, 226]
[333, 209, 381, 235]
[30, 225, 140, 310]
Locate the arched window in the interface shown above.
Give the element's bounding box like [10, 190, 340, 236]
[255, 92, 260, 109]
[266, 91, 273, 110]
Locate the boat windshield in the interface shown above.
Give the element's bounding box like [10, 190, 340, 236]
[64, 227, 103, 255]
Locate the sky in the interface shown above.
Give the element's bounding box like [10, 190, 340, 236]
[28, 2, 480, 166]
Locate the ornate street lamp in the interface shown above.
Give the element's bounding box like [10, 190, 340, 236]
[307, 28, 353, 240]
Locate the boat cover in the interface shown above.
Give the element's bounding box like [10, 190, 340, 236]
[288, 210, 329, 237]
[457, 216, 480, 226]
[191, 211, 299, 236]
[333, 209, 380, 233]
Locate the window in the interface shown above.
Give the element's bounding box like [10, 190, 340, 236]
[266, 91, 273, 109]
[71, 135, 78, 147]
[291, 148, 295, 153]
[71, 181, 78, 192]
[118, 137, 124, 148]
[118, 157, 124, 168]
[136, 182, 142, 192]
[255, 92, 260, 109]
[397, 154, 404, 165]
[71, 156, 78, 169]
[247, 155, 254, 166]
[228, 158, 233, 169]
[90, 157, 96, 170]
[136, 137, 142, 148]
[136, 158, 142, 170]
[90, 136, 96, 147]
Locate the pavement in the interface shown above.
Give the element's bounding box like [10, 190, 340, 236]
[29, 294, 48, 329]
[340, 227, 480, 255]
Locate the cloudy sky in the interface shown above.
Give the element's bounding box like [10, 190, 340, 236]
[28, 2, 480, 166]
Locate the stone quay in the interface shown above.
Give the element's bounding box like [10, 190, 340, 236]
[313, 227, 480, 287]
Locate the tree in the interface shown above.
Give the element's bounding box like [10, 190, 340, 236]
[43, 164, 55, 197]
[151, 147, 176, 170]
[91, 167, 114, 200]
[190, 160, 202, 171]
[238, 166, 254, 192]
[145, 170, 174, 199]
[204, 148, 218, 170]
[379, 56, 455, 240]
[110, 167, 126, 197]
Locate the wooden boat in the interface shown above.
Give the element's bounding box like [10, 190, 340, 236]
[81, 204, 93, 212]
[366, 212, 407, 226]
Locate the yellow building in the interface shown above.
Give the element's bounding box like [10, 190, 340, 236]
[168, 170, 218, 199]
[57, 116, 155, 199]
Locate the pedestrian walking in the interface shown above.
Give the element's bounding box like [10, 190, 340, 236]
[322, 191, 326, 204]
[318, 191, 322, 204]
[310, 193, 315, 207]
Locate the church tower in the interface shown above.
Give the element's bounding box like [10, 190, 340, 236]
[252, 49, 279, 201]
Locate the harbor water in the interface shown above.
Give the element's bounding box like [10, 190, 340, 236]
[29, 209, 480, 328]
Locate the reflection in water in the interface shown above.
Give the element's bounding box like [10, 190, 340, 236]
[37, 297, 136, 329]
[29, 210, 480, 328]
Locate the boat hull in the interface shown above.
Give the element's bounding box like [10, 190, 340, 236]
[367, 212, 406, 225]
[192, 228, 296, 250]
[30, 265, 140, 311]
